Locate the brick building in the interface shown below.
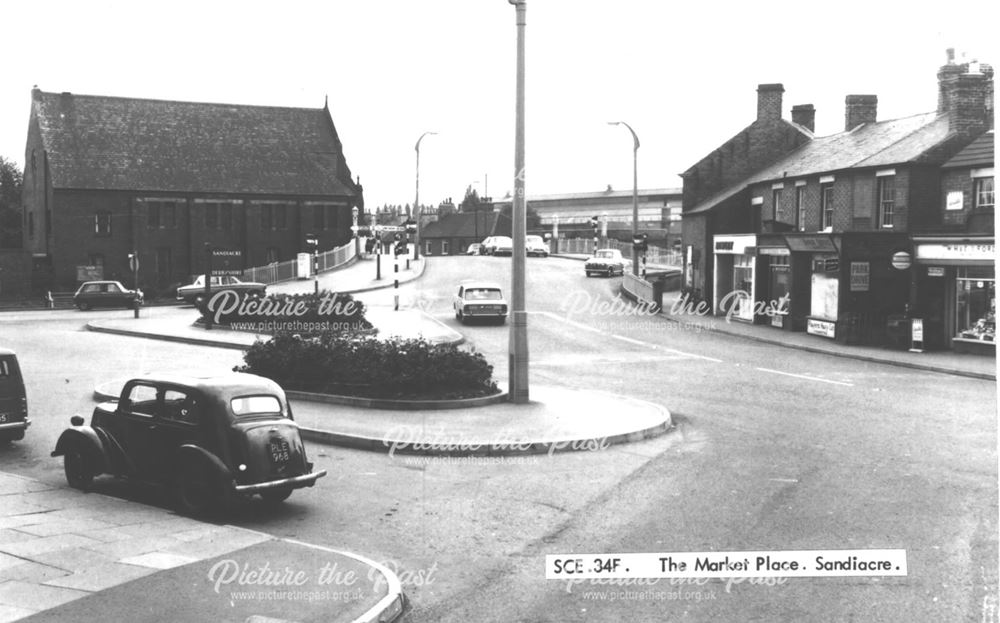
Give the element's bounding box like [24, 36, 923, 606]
[680, 84, 814, 300]
[682, 52, 993, 348]
[22, 89, 363, 294]
[420, 210, 499, 256]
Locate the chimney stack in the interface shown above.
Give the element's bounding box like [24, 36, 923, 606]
[757, 84, 784, 122]
[937, 49, 994, 135]
[791, 104, 816, 132]
[845, 95, 877, 131]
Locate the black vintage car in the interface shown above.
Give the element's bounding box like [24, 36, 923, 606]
[73, 280, 143, 310]
[51, 372, 326, 515]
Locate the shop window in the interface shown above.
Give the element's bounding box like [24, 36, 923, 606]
[821, 184, 834, 231]
[975, 177, 994, 210]
[95, 212, 112, 236]
[877, 177, 895, 229]
[956, 267, 995, 342]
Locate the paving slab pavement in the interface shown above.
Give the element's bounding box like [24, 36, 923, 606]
[0, 471, 404, 623]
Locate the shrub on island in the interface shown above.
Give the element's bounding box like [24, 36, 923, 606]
[196, 290, 372, 335]
[234, 333, 499, 400]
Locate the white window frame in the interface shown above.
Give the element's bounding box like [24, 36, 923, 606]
[877, 176, 895, 229]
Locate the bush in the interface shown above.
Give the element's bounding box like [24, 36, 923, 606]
[197, 289, 372, 335]
[235, 333, 498, 400]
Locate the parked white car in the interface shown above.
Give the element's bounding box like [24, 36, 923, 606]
[526, 235, 549, 257]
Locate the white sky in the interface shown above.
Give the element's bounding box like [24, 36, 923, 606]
[0, 0, 995, 210]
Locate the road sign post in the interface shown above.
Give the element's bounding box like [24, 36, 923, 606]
[129, 251, 140, 319]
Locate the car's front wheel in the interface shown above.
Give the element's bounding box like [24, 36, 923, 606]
[76, 301, 90, 311]
[64, 449, 94, 490]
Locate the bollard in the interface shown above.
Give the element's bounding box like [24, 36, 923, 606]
[45, 291, 54, 309]
[394, 258, 399, 311]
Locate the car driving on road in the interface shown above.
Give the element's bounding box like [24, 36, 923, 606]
[526, 235, 550, 257]
[176, 275, 267, 306]
[73, 281, 143, 310]
[585, 248, 626, 277]
[453, 281, 508, 324]
[51, 372, 326, 515]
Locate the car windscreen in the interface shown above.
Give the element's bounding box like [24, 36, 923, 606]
[466, 288, 503, 300]
[596, 250, 616, 258]
[231, 395, 285, 417]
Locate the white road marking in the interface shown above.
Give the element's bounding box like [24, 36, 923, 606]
[532, 310, 723, 363]
[755, 367, 854, 387]
[768, 478, 800, 483]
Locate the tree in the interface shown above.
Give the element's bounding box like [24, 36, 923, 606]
[459, 186, 482, 213]
[493, 203, 541, 237]
[0, 156, 23, 249]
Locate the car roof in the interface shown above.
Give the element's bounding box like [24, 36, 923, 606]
[460, 281, 503, 289]
[126, 372, 285, 400]
[81, 280, 123, 285]
[0, 347, 15, 356]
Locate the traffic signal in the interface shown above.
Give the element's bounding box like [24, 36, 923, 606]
[394, 241, 407, 256]
[365, 238, 376, 254]
[590, 216, 599, 233]
[404, 220, 417, 235]
[633, 233, 648, 252]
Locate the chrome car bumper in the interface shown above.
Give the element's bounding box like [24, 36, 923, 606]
[234, 469, 327, 494]
[0, 420, 30, 431]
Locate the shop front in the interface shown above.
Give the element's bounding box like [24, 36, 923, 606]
[712, 234, 756, 322]
[784, 234, 841, 340]
[755, 233, 800, 330]
[913, 237, 995, 355]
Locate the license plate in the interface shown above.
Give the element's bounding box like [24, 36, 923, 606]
[269, 439, 290, 463]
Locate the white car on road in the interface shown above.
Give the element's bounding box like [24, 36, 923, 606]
[453, 281, 508, 324]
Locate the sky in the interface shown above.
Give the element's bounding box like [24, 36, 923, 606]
[0, 0, 995, 211]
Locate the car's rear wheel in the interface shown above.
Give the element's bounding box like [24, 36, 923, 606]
[174, 463, 225, 516]
[193, 294, 206, 308]
[76, 301, 90, 311]
[64, 449, 94, 490]
[260, 487, 293, 505]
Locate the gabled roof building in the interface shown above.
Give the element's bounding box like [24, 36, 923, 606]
[22, 89, 363, 293]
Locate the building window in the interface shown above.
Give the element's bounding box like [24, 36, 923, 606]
[975, 177, 995, 210]
[772, 189, 782, 222]
[220, 204, 233, 230]
[148, 203, 160, 228]
[164, 203, 177, 228]
[796, 186, 806, 231]
[821, 184, 834, 231]
[442, 241, 450, 255]
[155, 247, 172, 285]
[877, 177, 895, 228]
[956, 266, 995, 342]
[314, 205, 326, 230]
[205, 204, 218, 229]
[261, 205, 273, 231]
[95, 212, 112, 236]
[275, 204, 287, 229]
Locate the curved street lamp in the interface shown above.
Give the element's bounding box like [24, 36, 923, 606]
[414, 131, 437, 260]
[608, 121, 640, 275]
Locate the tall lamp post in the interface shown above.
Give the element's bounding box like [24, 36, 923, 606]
[413, 131, 437, 260]
[608, 121, 640, 275]
[508, 0, 529, 404]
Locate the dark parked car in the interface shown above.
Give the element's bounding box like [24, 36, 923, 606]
[0, 348, 29, 442]
[73, 281, 143, 310]
[51, 372, 326, 515]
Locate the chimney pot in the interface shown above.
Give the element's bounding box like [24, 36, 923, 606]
[756, 83, 784, 122]
[845, 94, 877, 131]
[791, 104, 816, 132]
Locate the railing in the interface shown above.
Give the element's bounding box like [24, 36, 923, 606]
[554, 238, 682, 267]
[241, 240, 357, 285]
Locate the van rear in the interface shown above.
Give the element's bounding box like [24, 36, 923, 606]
[0, 349, 29, 441]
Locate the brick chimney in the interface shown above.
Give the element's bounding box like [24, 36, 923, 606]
[791, 104, 815, 132]
[937, 49, 994, 135]
[845, 95, 877, 130]
[757, 84, 784, 122]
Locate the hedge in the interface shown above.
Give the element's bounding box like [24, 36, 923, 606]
[234, 333, 498, 400]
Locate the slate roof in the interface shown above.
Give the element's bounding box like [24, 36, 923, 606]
[943, 130, 994, 168]
[31, 89, 359, 197]
[421, 212, 499, 239]
[687, 112, 950, 215]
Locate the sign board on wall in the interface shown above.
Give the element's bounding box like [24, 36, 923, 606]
[77, 265, 103, 281]
[891, 251, 912, 270]
[807, 318, 836, 338]
[946, 191, 964, 211]
[850, 262, 870, 291]
[927, 267, 945, 277]
[915, 243, 995, 262]
[211, 249, 243, 276]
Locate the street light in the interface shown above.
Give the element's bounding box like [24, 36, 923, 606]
[608, 121, 640, 275]
[414, 131, 437, 260]
[508, 0, 529, 404]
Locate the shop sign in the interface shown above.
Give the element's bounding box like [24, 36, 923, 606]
[786, 236, 837, 252]
[771, 313, 785, 328]
[850, 262, 870, 291]
[76, 265, 103, 281]
[891, 251, 912, 270]
[915, 243, 995, 262]
[945, 191, 964, 211]
[807, 318, 836, 338]
[812, 258, 839, 272]
[758, 247, 790, 256]
[713, 235, 756, 255]
[910, 318, 925, 353]
[927, 267, 945, 277]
